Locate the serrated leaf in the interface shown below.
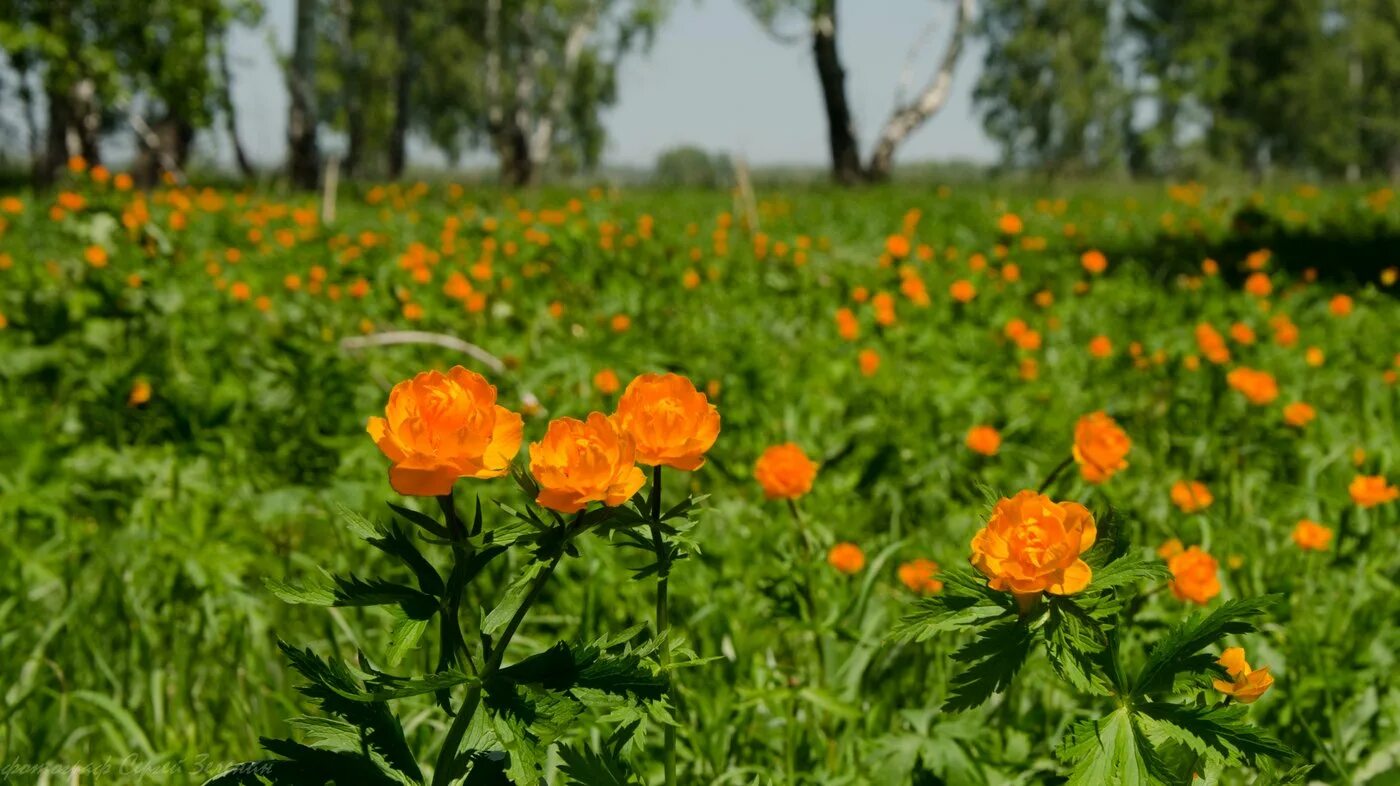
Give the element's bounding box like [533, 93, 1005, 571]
[386, 615, 430, 667]
[943, 617, 1034, 712]
[1088, 551, 1171, 594]
[1133, 596, 1280, 696]
[1138, 702, 1293, 766]
[1044, 598, 1111, 695]
[890, 595, 1007, 643]
[482, 561, 546, 637]
[1057, 709, 1167, 786]
[557, 744, 640, 786]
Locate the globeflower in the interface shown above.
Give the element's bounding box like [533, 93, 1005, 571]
[1170, 480, 1213, 513]
[1349, 475, 1398, 508]
[898, 558, 943, 595]
[612, 373, 720, 471]
[965, 425, 1002, 456]
[1080, 249, 1107, 275]
[1212, 647, 1274, 704]
[827, 542, 865, 575]
[1168, 546, 1220, 604]
[1073, 411, 1131, 484]
[529, 413, 646, 513]
[1282, 402, 1315, 428]
[1226, 367, 1279, 405]
[970, 490, 1096, 612]
[1291, 519, 1332, 551]
[367, 367, 524, 496]
[754, 443, 818, 500]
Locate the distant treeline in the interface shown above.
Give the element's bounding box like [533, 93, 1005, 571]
[1, 0, 1397, 189]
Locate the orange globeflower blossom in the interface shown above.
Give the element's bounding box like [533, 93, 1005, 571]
[827, 542, 865, 575]
[84, 245, 109, 268]
[1226, 368, 1279, 405]
[528, 413, 646, 513]
[858, 348, 880, 377]
[1157, 538, 1184, 560]
[1080, 249, 1107, 274]
[128, 379, 152, 407]
[997, 213, 1023, 235]
[366, 367, 524, 496]
[1195, 323, 1231, 365]
[610, 314, 631, 332]
[872, 292, 897, 326]
[1170, 480, 1213, 513]
[885, 235, 910, 259]
[1282, 402, 1315, 428]
[1073, 411, 1131, 484]
[835, 307, 860, 341]
[949, 279, 977, 303]
[1292, 519, 1332, 551]
[898, 559, 943, 594]
[1004, 318, 1028, 341]
[1213, 647, 1274, 704]
[1089, 335, 1113, 358]
[1016, 329, 1042, 351]
[1228, 322, 1256, 345]
[593, 368, 621, 395]
[1349, 475, 1398, 508]
[1329, 294, 1353, 316]
[970, 490, 1096, 612]
[230, 282, 252, 301]
[612, 373, 720, 471]
[965, 425, 1002, 456]
[1305, 346, 1325, 367]
[1168, 546, 1220, 604]
[1244, 272, 1272, 297]
[754, 443, 818, 500]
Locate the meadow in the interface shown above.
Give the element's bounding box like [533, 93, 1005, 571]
[0, 168, 1398, 785]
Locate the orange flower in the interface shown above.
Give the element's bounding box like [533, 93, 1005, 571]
[612, 373, 720, 471]
[835, 307, 860, 341]
[529, 413, 646, 513]
[885, 235, 910, 259]
[230, 282, 252, 302]
[1212, 647, 1273, 704]
[1080, 249, 1107, 275]
[754, 443, 818, 500]
[1329, 294, 1353, 316]
[1228, 322, 1256, 345]
[1089, 335, 1113, 358]
[1195, 323, 1231, 364]
[1073, 411, 1131, 484]
[1168, 546, 1220, 604]
[827, 542, 865, 575]
[949, 279, 976, 303]
[1244, 272, 1272, 297]
[1157, 538, 1184, 560]
[970, 490, 1096, 609]
[998, 213, 1023, 235]
[84, 245, 109, 268]
[898, 558, 943, 594]
[1170, 480, 1213, 513]
[1305, 346, 1325, 367]
[593, 368, 621, 395]
[128, 379, 152, 407]
[366, 367, 523, 496]
[1349, 475, 1398, 508]
[1292, 519, 1332, 551]
[1226, 368, 1279, 405]
[610, 313, 631, 332]
[1282, 402, 1315, 428]
[965, 425, 1001, 456]
[858, 348, 880, 377]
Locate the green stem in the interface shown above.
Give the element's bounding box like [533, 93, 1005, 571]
[1037, 453, 1076, 494]
[432, 518, 573, 786]
[648, 465, 677, 786]
[785, 499, 827, 686]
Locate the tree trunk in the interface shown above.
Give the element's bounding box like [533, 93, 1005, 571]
[340, 0, 365, 178]
[866, 0, 974, 181]
[498, 124, 533, 187]
[286, 0, 320, 189]
[133, 115, 194, 187]
[39, 84, 72, 188]
[217, 32, 254, 178]
[388, 0, 412, 179]
[812, 0, 864, 184]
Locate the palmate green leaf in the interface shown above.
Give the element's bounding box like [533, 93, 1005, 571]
[1057, 709, 1172, 786]
[202, 738, 406, 786]
[1132, 595, 1281, 696]
[495, 637, 667, 702]
[1087, 551, 1171, 594]
[1044, 598, 1112, 695]
[1138, 702, 1293, 767]
[557, 743, 641, 786]
[943, 616, 1034, 712]
[338, 504, 447, 597]
[267, 574, 439, 620]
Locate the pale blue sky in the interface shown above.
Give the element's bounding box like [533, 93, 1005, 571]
[222, 0, 996, 170]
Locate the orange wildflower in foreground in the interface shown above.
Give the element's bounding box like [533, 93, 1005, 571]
[1292, 519, 1332, 551]
[611, 373, 720, 471]
[970, 490, 1096, 611]
[1349, 475, 1399, 508]
[1072, 411, 1131, 484]
[965, 425, 1002, 456]
[1168, 546, 1220, 604]
[529, 413, 646, 513]
[1080, 249, 1107, 274]
[898, 559, 944, 595]
[1213, 647, 1274, 704]
[1226, 367, 1279, 405]
[1170, 480, 1213, 513]
[827, 542, 866, 575]
[754, 443, 819, 500]
[367, 367, 524, 496]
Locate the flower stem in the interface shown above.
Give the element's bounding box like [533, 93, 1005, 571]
[647, 465, 677, 786]
[1037, 454, 1076, 494]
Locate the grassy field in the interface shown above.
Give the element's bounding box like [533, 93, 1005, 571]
[1, 172, 1397, 784]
